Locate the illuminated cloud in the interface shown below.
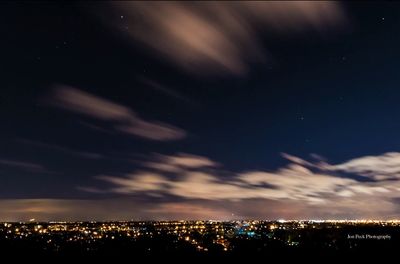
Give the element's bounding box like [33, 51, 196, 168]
[116, 119, 186, 141]
[5, 152, 400, 221]
[95, 163, 357, 204]
[104, 2, 346, 75]
[331, 152, 400, 180]
[143, 153, 219, 173]
[97, 172, 168, 193]
[79, 151, 400, 219]
[87, 152, 392, 204]
[164, 153, 218, 168]
[50, 85, 186, 141]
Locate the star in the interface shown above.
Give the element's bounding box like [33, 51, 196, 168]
[299, 116, 304, 121]
[381, 17, 385, 21]
[120, 15, 124, 19]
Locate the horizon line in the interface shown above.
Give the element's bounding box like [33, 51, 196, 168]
[3, 219, 400, 223]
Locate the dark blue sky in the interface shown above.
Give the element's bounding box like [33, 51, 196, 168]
[1, 2, 400, 220]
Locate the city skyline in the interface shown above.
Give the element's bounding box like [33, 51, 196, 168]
[2, 2, 400, 221]
[3, 220, 397, 257]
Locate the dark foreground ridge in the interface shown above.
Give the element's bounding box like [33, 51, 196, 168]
[1, 220, 399, 259]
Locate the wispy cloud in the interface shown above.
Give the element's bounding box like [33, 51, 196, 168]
[102, 2, 346, 75]
[139, 77, 194, 105]
[51, 85, 132, 120]
[0, 159, 45, 172]
[75, 186, 106, 194]
[49, 85, 186, 141]
[78, 121, 114, 134]
[18, 139, 103, 159]
[144, 153, 219, 173]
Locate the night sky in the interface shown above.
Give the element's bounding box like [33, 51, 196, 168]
[2, 2, 400, 221]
